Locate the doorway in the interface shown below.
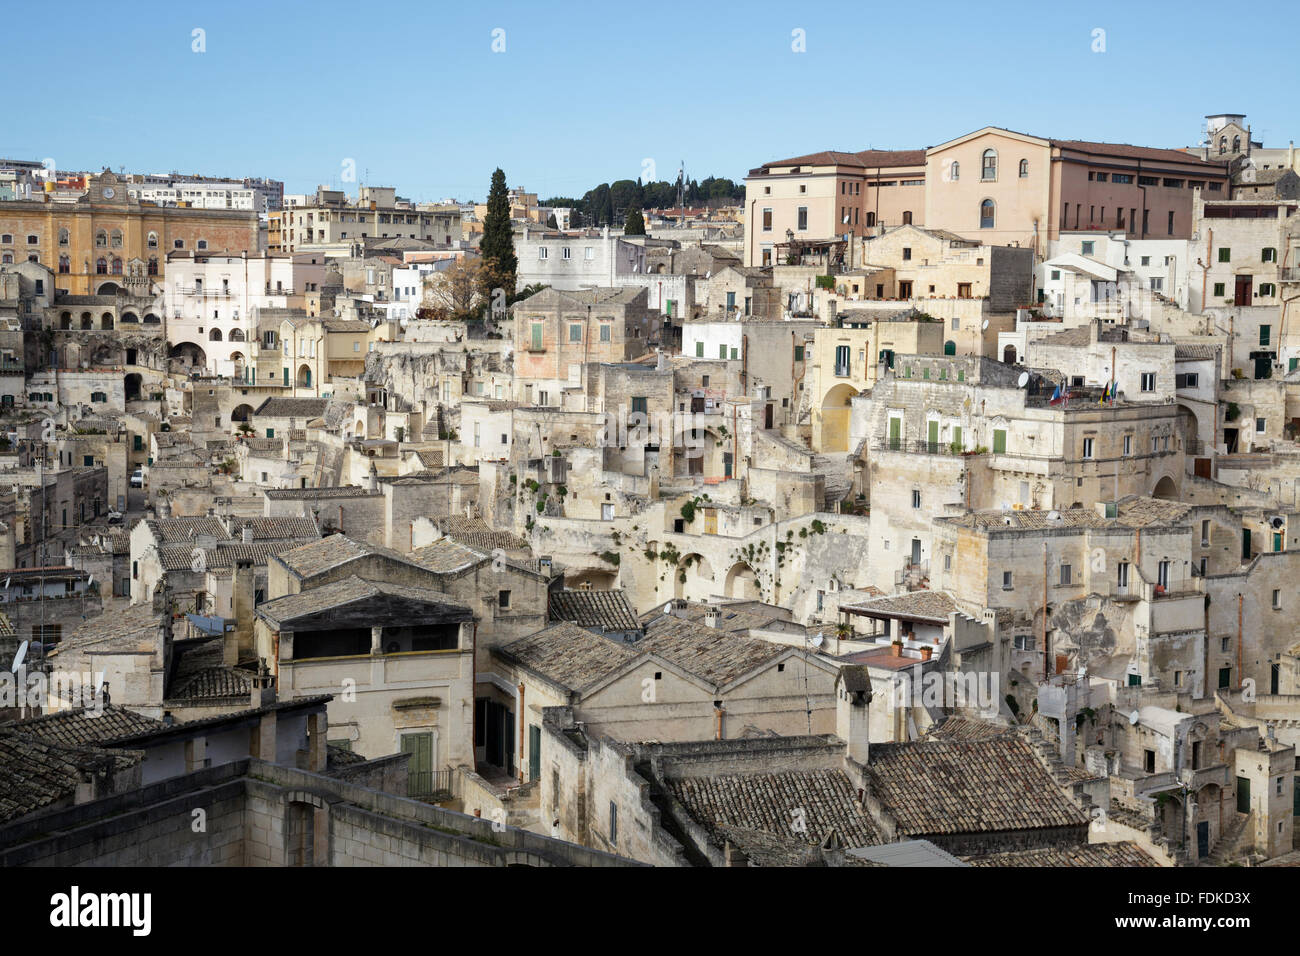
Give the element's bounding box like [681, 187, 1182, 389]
[1234, 275, 1253, 306]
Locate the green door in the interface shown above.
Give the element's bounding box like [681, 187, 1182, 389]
[951, 425, 962, 453]
[1237, 776, 1250, 814]
[401, 732, 434, 799]
[283, 367, 289, 386]
[1274, 533, 1283, 552]
[528, 725, 541, 782]
[993, 429, 1007, 454]
[944, 340, 956, 355]
[1219, 667, 1232, 689]
[888, 417, 900, 451]
[927, 420, 939, 452]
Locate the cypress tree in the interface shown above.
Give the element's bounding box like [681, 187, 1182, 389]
[624, 207, 646, 236]
[480, 167, 517, 301]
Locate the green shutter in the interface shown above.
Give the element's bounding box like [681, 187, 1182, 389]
[695, 341, 704, 357]
[993, 429, 1006, 454]
[928, 420, 939, 450]
[888, 417, 900, 450]
[951, 426, 962, 451]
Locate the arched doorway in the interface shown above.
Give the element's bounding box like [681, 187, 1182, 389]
[297, 364, 313, 387]
[124, 373, 142, 402]
[724, 562, 761, 600]
[95, 281, 121, 295]
[818, 383, 858, 453]
[1153, 475, 1178, 499]
[59, 311, 72, 329]
[231, 403, 255, 423]
[101, 313, 114, 330]
[1003, 345, 1017, 365]
[944, 340, 956, 355]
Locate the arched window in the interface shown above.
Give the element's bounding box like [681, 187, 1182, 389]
[229, 328, 246, 342]
[58, 256, 70, 274]
[0, 254, 11, 264]
[982, 149, 997, 181]
[96, 257, 108, 274]
[1232, 135, 1241, 152]
[1219, 136, 1227, 154]
[1019, 159, 1029, 177]
[950, 161, 959, 181]
[865, 211, 876, 227]
[210, 328, 223, 341]
[95, 229, 107, 248]
[147, 256, 158, 276]
[980, 199, 995, 229]
[111, 257, 123, 275]
[0, 234, 11, 244]
[58, 228, 69, 246]
[27, 255, 38, 264]
[147, 231, 158, 249]
[902, 211, 913, 225]
[26, 234, 38, 245]
[196, 239, 208, 251]
[174, 239, 184, 249]
[110, 229, 122, 248]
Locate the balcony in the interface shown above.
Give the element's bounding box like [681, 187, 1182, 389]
[876, 439, 964, 456]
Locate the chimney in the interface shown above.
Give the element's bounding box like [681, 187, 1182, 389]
[250, 659, 275, 709]
[836, 665, 872, 766]
[227, 559, 256, 665]
[242, 526, 254, 544]
[655, 348, 666, 372]
[704, 605, 720, 628]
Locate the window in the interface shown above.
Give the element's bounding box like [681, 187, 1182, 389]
[1117, 561, 1129, 589]
[1218, 247, 1231, 263]
[1060, 563, 1072, 586]
[599, 324, 611, 342]
[1262, 247, 1277, 263]
[538, 246, 548, 259]
[1256, 417, 1265, 433]
[1167, 211, 1174, 235]
[1094, 173, 1108, 182]
[981, 149, 997, 180]
[568, 324, 581, 343]
[950, 161, 959, 181]
[979, 199, 995, 229]
[584, 247, 593, 260]
[797, 206, 808, 231]
[1123, 435, 1132, 456]
[1259, 283, 1275, 297]
[1082, 437, 1094, 459]
[562, 246, 571, 260]
[902, 247, 911, 261]
[1002, 571, 1013, 590]
[911, 489, 921, 509]
[1080, 241, 1094, 256]
[1112, 173, 1132, 184]
[1018, 159, 1028, 178]
[957, 283, 971, 299]
[530, 323, 543, 350]
[762, 208, 772, 231]
[1273, 589, 1281, 609]
[992, 429, 1006, 454]
[609, 802, 617, 845]
[1213, 282, 1225, 297]
[1140, 372, 1155, 392]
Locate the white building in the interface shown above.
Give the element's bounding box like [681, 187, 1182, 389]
[1046, 231, 1194, 310]
[163, 252, 327, 377]
[515, 226, 646, 292]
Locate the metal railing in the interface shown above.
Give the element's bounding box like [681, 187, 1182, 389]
[877, 439, 964, 456]
[407, 768, 454, 802]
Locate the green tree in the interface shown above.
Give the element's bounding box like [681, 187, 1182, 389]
[624, 207, 646, 236]
[480, 168, 517, 300]
[546, 213, 558, 229]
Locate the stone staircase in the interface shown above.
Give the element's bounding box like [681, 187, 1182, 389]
[812, 452, 854, 511]
[1204, 811, 1253, 866]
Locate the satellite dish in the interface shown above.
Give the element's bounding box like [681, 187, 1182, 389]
[1128, 710, 1140, 726]
[810, 631, 825, 649]
[1047, 510, 1061, 522]
[1017, 372, 1029, 388]
[981, 319, 989, 330]
[11, 640, 28, 671]
[662, 602, 672, 615]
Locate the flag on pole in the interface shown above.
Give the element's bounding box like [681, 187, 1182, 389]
[1050, 384, 1063, 405]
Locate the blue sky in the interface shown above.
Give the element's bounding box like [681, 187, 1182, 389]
[4, 0, 1295, 202]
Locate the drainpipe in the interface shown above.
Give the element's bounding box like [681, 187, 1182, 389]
[1237, 594, 1243, 689]
[517, 681, 526, 783]
[714, 702, 724, 740]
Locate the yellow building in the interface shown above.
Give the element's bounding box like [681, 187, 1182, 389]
[0, 170, 259, 294]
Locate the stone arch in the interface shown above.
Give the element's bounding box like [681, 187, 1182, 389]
[502, 850, 553, 867]
[674, 553, 715, 600]
[143, 312, 161, 325]
[1003, 344, 1017, 365]
[209, 328, 223, 341]
[95, 280, 121, 295]
[724, 562, 761, 600]
[1152, 474, 1178, 500]
[101, 312, 114, 330]
[818, 383, 858, 453]
[59, 311, 72, 330]
[297, 364, 313, 387]
[944, 340, 956, 355]
[229, 327, 246, 342]
[124, 372, 142, 401]
[80, 313, 93, 330]
[120, 311, 138, 324]
[170, 341, 207, 367]
[231, 403, 255, 422]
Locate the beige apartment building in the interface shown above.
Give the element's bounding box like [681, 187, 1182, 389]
[743, 149, 926, 267]
[270, 186, 460, 254]
[924, 127, 1231, 257]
